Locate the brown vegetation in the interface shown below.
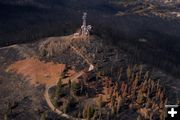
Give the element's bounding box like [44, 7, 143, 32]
[51, 64, 167, 120]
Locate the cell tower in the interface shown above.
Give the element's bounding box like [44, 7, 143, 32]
[82, 12, 87, 28]
[80, 12, 92, 36]
[73, 12, 92, 37]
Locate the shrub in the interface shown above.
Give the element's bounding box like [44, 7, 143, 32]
[71, 82, 80, 96]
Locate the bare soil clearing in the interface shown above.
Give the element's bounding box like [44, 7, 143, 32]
[7, 58, 65, 86]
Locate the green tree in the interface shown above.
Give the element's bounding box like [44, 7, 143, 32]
[87, 105, 95, 120]
[54, 78, 63, 107]
[62, 100, 69, 113]
[71, 82, 80, 96]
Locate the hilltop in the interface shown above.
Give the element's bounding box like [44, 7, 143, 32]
[0, 33, 179, 120]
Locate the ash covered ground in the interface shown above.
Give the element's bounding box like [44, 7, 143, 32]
[0, 0, 180, 120]
[0, 35, 179, 120]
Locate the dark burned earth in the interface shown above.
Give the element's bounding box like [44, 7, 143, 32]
[0, 34, 179, 120]
[0, 0, 180, 120]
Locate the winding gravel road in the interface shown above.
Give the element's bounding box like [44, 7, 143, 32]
[44, 71, 85, 120]
[44, 43, 94, 120]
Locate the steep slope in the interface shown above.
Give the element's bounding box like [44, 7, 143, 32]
[0, 34, 179, 119]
